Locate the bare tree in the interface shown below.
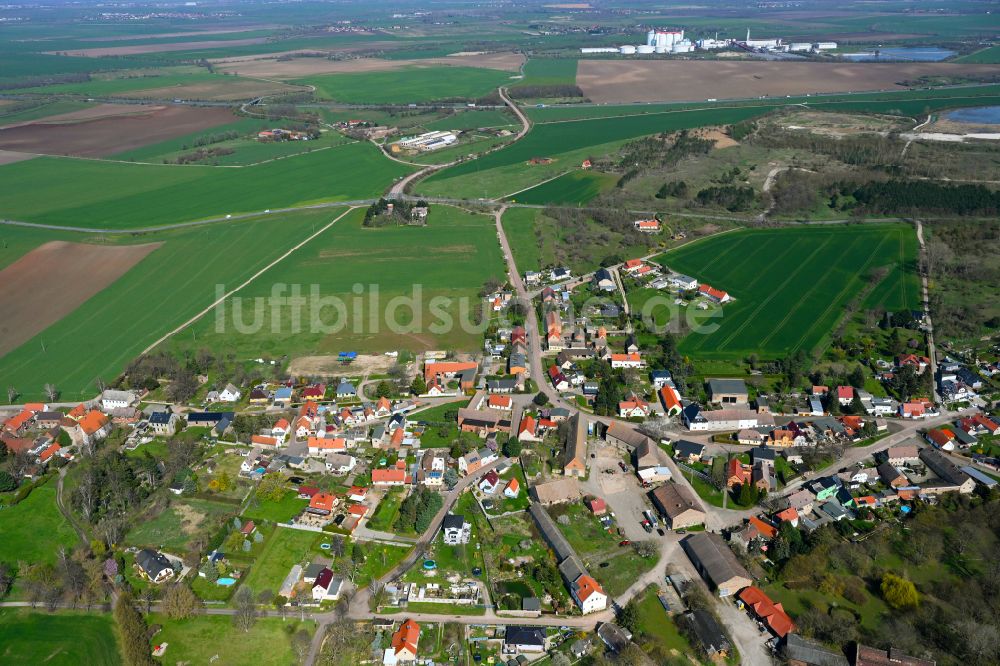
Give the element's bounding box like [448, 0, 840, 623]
[162, 583, 200, 619]
[233, 585, 257, 632]
[6, 386, 16, 404]
[44, 383, 58, 402]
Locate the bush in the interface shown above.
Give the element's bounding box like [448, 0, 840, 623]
[881, 573, 919, 609]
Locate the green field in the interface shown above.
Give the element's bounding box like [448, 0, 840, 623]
[507, 169, 616, 204]
[0, 141, 411, 229]
[147, 614, 315, 665]
[0, 483, 79, 567]
[0, 209, 339, 401]
[238, 527, 321, 598]
[500, 207, 544, 273]
[956, 46, 1000, 63]
[515, 58, 578, 87]
[423, 109, 517, 131]
[0, 610, 120, 666]
[300, 66, 513, 104]
[175, 205, 507, 356]
[656, 224, 920, 360]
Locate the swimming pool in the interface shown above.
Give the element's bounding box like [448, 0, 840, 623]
[217, 577, 237, 586]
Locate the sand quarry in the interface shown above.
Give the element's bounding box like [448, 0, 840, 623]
[0, 241, 160, 357]
[577, 60, 1000, 103]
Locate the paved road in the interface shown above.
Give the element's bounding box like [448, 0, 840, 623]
[304, 456, 509, 665]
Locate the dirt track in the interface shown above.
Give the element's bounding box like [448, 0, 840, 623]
[0, 106, 238, 157]
[577, 60, 1000, 103]
[214, 52, 525, 79]
[0, 241, 160, 357]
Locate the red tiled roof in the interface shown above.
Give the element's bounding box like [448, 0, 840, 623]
[748, 516, 778, 539]
[738, 586, 795, 638]
[391, 619, 420, 657]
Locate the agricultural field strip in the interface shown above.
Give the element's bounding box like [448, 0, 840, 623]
[792, 233, 897, 355]
[141, 206, 357, 355]
[759, 233, 869, 349]
[5, 141, 350, 168]
[530, 88, 1000, 125]
[668, 226, 919, 358]
[714, 237, 830, 349]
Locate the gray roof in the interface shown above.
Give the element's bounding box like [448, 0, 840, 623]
[505, 626, 545, 647]
[707, 378, 747, 396]
[681, 532, 751, 589]
[150, 411, 173, 424]
[919, 447, 972, 486]
[684, 610, 730, 655]
[136, 548, 172, 578]
[442, 513, 467, 531]
[673, 440, 705, 458]
[782, 634, 849, 666]
[529, 503, 575, 562]
[521, 597, 541, 612]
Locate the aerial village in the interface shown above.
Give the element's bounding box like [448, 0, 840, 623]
[3, 229, 997, 666]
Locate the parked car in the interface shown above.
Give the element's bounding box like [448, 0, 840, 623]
[618, 461, 629, 472]
[618, 540, 631, 547]
[641, 521, 653, 533]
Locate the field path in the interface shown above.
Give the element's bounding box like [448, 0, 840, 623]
[139, 206, 358, 355]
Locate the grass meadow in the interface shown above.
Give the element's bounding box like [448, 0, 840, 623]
[656, 224, 920, 360]
[500, 207, 544, 273]
[0, 209, 339, 401]
[0, 610, 120, 666]
[299, 66, 513, 104]
[146, 614, 315, 665]
[174, 205, 507, 357]
[0, 141, 412, 229]
[0, 483, 79, 568]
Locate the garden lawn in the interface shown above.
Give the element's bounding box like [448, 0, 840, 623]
[356, 542, 411, 586]
[299, 66, 511, 104]
[125, 497, 237, 552]
[632, 585, 694, 655]
[239, 526, 321, 598]
[0, 483, 78, 567]
[0, 609, 119, 666]
[656, 224, 920, 360]
[0, 141, 411, 229]
[507, 169, 616, 205]
[367, 488, 405, 532]
[147, 613, 315, 665]
[0, 209, 342, 401]
[176, 205, 507, 355]
[242, 490, 308, 524]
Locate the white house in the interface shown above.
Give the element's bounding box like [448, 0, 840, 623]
[312, 568, 344, 601]
[101, 389, 136, 412]
[149, 411, 179, 436]
[610, 353, 644, 369]
[571, 574, 608, 614]
[478, 470, 501, 495]
[325, 453, 357, 474]
[219, 383, 242, 403]
[441, 514, 471, 545]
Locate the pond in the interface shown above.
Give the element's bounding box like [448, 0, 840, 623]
[840, 46, 955, 62]
[944, 106, 1000, 125]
